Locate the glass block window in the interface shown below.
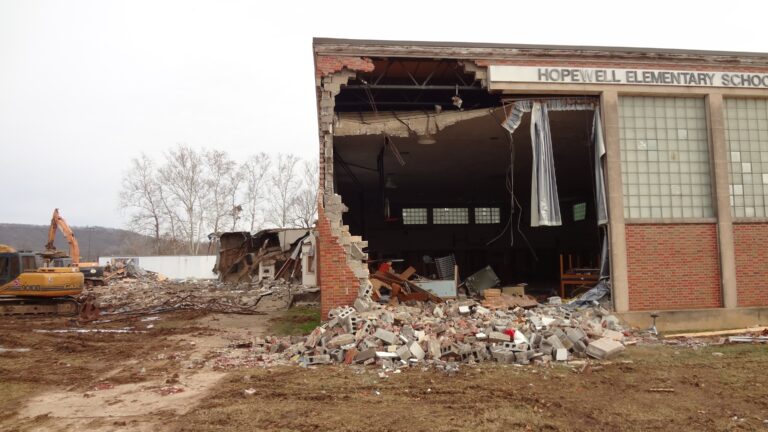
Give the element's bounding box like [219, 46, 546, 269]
[724, 98, 768, 218]
[433, 208, 469, 224]
[402, 208, 427, 225]
[573, 202, 587, 221]
[474, 207, 500, 224]
[619, 96, 714, 219]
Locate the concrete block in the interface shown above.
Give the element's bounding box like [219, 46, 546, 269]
[427, 339, 441, 359]
[374, 328, 398, 345]
[491, 349, 516, 364]
[304, 354, 331, 365]
[555, 348, 569, 361]
[488, 332, 511, 342]
[586, 337, 625, 359]
[396, 345, 412, 360]
[409, 341, 425, 360]
[572, 340, 587, 353]
[546, 335, 565, 350]
[326, 333, 355, 349]
[375, 351, 398, 359]
[566, 327, 587, 344]
[354, 348, 377, 363]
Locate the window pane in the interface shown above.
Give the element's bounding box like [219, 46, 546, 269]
[402, 208, 428, 225]
[474, 207, 500, 224]
[619, 96, 713, 219]
[725, 98, 768, 218]
[433, 208, 469, 224]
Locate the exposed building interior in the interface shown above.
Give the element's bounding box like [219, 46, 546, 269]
[332, 59, 604, 295]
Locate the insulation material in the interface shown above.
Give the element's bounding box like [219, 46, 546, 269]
[593, 108, 608, 226]
[529, 102, 562, 226]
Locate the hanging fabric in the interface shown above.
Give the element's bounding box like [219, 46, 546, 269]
[529, 102, 562, 226]
[593, 108, 608, 225]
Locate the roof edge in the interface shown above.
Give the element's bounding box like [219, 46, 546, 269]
[313, 37, 768, 59]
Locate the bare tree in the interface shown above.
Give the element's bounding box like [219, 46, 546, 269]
[159, 144, 207, 254]
[242, 152, 271, 232]
[119, 154, 164, 254]
[203, 149, 237, 236]
[268, 153, 300, 228]
[291, 159, 319, 228]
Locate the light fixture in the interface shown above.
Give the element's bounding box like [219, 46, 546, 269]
[417, 113, 437, 145]
[417, 135, 437, 145]
[385, 174, 398, 189]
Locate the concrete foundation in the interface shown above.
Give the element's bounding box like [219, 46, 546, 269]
[618, 307, 768, 333]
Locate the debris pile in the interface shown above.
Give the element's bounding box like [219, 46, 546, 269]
[85, 277, 318, 318]
[210, 283, 631, 371]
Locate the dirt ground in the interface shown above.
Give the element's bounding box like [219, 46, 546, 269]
[1, 310, 766, 432]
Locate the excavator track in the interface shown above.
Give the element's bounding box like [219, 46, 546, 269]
[0, 296, 80, 317]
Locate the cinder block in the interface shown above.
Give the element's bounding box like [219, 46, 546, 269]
[354, 348, 377, 363]
[374, 328, 398, 345]
[586, 337, 625, 359]
[555, 348, 568, 361]
[396, 345, 412, 360]
[488, 332, 511, 342]
[409, 341, 425, 360]
[326, 333, 355, 349]
[546, 335, 565, 350]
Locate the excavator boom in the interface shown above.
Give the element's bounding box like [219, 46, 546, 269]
[46, 208, 80, 265]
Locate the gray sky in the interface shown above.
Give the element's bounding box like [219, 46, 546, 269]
[1, 0, 766, 228]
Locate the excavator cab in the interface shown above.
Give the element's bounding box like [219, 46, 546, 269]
[0, 252, 41, 286]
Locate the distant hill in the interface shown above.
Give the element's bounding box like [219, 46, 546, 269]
[0, 224, 155, 260]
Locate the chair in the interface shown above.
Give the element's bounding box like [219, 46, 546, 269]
[559, 253, 600, 298]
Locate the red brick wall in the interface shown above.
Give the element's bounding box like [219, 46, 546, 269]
[626, 224, 722, 311]
[315, 55, 375, 78]
[733, 223, 768, 307]
[316, 207, 360, 319]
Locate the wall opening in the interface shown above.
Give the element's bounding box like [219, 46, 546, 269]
[333, 91, 605, 297]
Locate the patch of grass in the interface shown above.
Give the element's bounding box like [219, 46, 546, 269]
[267, 306, 321, 336]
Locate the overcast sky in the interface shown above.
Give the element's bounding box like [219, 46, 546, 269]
[1, 0, 766, 228]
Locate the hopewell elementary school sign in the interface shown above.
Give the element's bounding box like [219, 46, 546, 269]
[489, 65, 768, 89]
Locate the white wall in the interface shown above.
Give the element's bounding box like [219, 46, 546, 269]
[98, 255, 217, 279]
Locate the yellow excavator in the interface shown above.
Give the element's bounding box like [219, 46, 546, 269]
[0, 244, 85, 316]
[43, 208, 106, 286]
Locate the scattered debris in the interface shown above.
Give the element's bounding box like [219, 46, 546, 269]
[83, 277, 318, 319]
[647, 388, 675, 393]
[208, 280, 633, 372]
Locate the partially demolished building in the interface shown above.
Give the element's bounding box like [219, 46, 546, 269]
[313, 38, 768, 327]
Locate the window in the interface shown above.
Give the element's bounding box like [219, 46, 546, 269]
[402, 208, 428, 225]
[21, 256, 38, 271]
[474, 207, 500, 224]
[619, 96, 714, 219]
[433, 208, 469, 224]
[573, 202, 587, 221]
[724, 98, 768, 218]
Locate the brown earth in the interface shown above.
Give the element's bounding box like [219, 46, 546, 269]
[0, 311, 766, 432]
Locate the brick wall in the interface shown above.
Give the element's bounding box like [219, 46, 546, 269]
[315, 55, 375, 78]
[733, 223, 768, 307]
[316, 207, 360, 319]
[626, 224, 722, 311]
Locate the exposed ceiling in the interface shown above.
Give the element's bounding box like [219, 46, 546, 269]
[334, 108, 596, 204]
[334, 58, 499, 112]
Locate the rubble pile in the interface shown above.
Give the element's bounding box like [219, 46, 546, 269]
[86, 277, 318, 317]
[211, 283, 631, 371]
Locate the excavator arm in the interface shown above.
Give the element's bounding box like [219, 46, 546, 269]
[46, 208, 80, 265]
